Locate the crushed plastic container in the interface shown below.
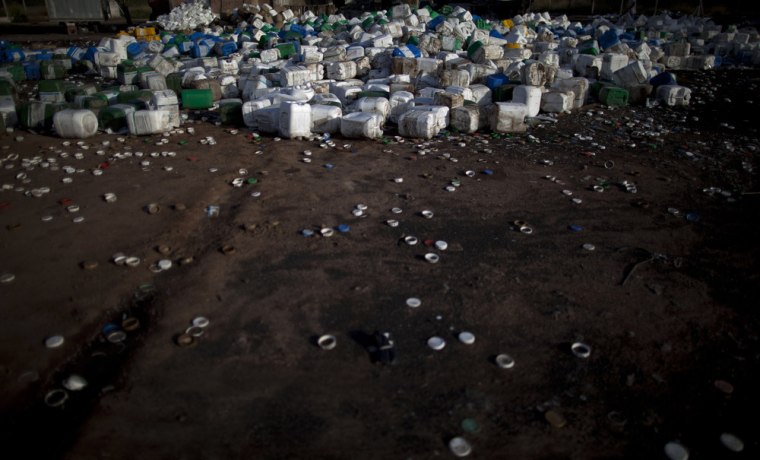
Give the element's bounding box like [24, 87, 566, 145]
[310, 104, 342, 134]
[398, 109, 440, 139]
[490, 102, 528, 133]
[512, 85, 542, 117]
[340, 112, 384, 139]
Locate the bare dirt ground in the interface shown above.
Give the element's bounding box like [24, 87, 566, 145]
[1, 68, 758, 459]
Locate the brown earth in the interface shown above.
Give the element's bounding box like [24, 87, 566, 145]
[0, 68, 758, 459]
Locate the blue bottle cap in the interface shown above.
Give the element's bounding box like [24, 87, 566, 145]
[337, 224, 350, 233]
[569, 224, 583, 232]
[483, 169, 494, 175]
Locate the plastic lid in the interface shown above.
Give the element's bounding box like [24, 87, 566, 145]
[62, 374, 87, 391]
[425, 253, 440, 263]
[427, 336, 446, 350]
[571, 342, 592, 358]
[435, 240, 448, 251]
[406, 297, 421, 308]
[337, 224, 350, 233]
[192, 316, 210, 328]
[458, 331, 475, 345]
[45, 335, 65, 348]
[664, 442, 689, 460]
[404, 236, 418, 245]
[0, 273, 15, 283]
[318, 334, 337, 350]
[495, 354, 515, 369]
[158, 259, 172, 270]
[449, 437, 472, 457]
[720, 433, 744, 452]
[421, 210, 434, 218]
[582, 243, 596, 251]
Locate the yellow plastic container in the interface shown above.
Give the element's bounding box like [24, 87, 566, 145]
[502, 19, 514, 29]
[506, 43, 521, 49]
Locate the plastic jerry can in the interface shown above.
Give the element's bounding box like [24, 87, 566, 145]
[181, 89, 214, 109]
[340, 112, 384, 139]
[53, 109, 98, 138]
[278, 101, 312, 138]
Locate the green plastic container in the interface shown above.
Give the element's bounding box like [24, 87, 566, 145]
[0, 80, 17, 102]
[40, 61, 67, 79]
[181, 89, 213, 109]
[219, 99, 243, 126]
[18, 100, 72, 130]
[98, 104, 137, 132]
[117, 89, 153, 105]
[599, 87, 629, 107]
[492, 84, 516, 102]
[38, 79, 71, 93]
[2, 65, 25, 82]
[166, 72, 183, 96]
[276, 42, 297, 59]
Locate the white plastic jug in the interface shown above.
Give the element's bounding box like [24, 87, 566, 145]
[513, 85, 542, 117]
[54, 109, 98, 139]
[278, 101, 312, 139]
[242, 99, 272, 128]
[127, 110, 172, 135]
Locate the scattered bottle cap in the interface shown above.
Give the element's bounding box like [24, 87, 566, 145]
[44, 389, 68, 408]
[62, 374, 87, 391]
[320, 227, 334, 237]
[103, 193, 117, 203]
[404, 236, 418, 245]
[122, 317, 140, 332]
[146, 203, 161, 214]
[158, 259, 173, 270]
[394, 177, 404, 183]
[545, 410, 567, 428]
[483, 169, 494, 175]
[337, 224, 350, 233]
[406, 297, 421, 308]
[421, 210, 434, 219]
[186, 326, 205, 337]
[571, 341, 592, 358]
[45, 335, 65, 349]
[425, 253, 440, 263]
[495, 354, 515, 369]
[301, 229, 315, 237]
[582, 243, 596, 251]
[435, 240, 448, 251]
[1, 273, 15, 284]
[448, 437, 472, 457]
[192, 316, 210, 328]
[125, 256, 141, 267]
[175, 333, 195, 347]
[391, 207, 403, 214]
[664, 442, 689, 460]
[317, 334, 337, 350]
[427, 336, 446, 350]
[720, 433, 744, 452]
[458, 331, 475, 345]
[465, 170, 475, 177]
[386, 219, 399, 228]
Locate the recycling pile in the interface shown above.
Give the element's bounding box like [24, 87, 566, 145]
[1, 3, 759, 139]
[155, 0, 218, 32]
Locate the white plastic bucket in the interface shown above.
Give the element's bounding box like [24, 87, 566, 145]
[53, 109, 98, 139]
[340, 112, 384, 139]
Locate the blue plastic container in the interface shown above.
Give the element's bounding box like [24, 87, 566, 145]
[649, 71, 677, 88]
[485, 73, 509, 90]
[599, 29, 620, 50]
[24, 62, 40, 80]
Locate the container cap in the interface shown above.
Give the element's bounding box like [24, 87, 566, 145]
[406, 297, 421, 308]
[449, 437, 472, 457]
[337, 224, 350, 233]
[571, 341, 591, 358]
[458, 331, 475, 345]
[425, 253, 440, 263]
[318, 334, 337, 350]
[45, 335, 65, 348]
[427, 336, 446, 350]
[192, 316, 210, 328]
[664, 442, 689, 460]
[0, 273, 15, 284]
[720, 433, 744, 452]
[62, 374, 87, 391]
[495, 353, 515, 369]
